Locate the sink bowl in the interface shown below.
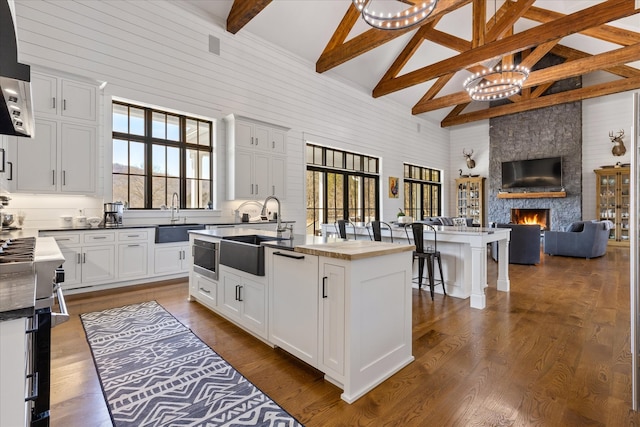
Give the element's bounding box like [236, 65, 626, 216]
[155, 223, 205, 243]
[219, 235, 282, 276]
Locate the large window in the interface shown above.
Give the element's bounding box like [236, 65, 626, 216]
[403, 163, 442, 220]
[306, 144, 379, 235]
[112, 102, 213, 209]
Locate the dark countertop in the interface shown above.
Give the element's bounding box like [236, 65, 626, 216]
[190, 228, 337, 251]
[37, 220, 294, 233]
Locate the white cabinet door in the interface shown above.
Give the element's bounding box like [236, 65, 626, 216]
[154, 244, 185, 275]
[269, 250, 319, 366]
[60, 79, 96, 121]
[118, 243, 148, 279]
[239, 275, 267, 337]
[253, 153, 270, 199]
[16, 119, 57, 193]
[60, 246, 81, 288]
[219, 269, 242, 320]
[31, 72, 58, 115]
[234, 150, 254, 199]
[60, 123, 95, 193]
[82, 245, 115, 283]
[320, 262, 346, 377]
[269, 129, 286, 154]
[235, 120, 254, 149]
[252, 125, 269, 152]
[271, 156, 286, 198]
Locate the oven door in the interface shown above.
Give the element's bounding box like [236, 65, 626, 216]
[192, 239, 219, 281]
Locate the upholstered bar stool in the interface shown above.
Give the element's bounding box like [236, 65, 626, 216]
[367, 220, 394, 242]
[405, 222, 445, 300]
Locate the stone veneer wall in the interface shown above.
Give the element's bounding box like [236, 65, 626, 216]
[488, 102, 582, 231]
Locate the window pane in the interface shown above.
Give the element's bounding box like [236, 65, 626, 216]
[306, 145, 314, 164]
[186, 149, 197, 179]
[186, 178, 197, 208]
[130, 107, 145, 136]
[167, 115, 180, 141]
[314, 146, 322, 165]
[200, 180, 211, 208]
[326, 150, 334, 168]
[186, 119, 198, 144]
[199, 151, 210, 179]
[113, 104, 129, 133]
[334, 152, 343, 169]
[152, 112, 165, 139]
[113, 139, 128, 173]
[130, 142, 145, 173]
[152, 177, 166, 208]
[130, 175, 145, 208]
[167, 147, 180, 177]
[152, 145, 166, 175]
[167, 178, 179, 204]
[112, 175, 128, 205]
[198, 122, 210, 146]
[345, 153, 353, 170]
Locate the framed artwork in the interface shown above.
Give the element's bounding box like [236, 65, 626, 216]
[389, 176, 399, 198]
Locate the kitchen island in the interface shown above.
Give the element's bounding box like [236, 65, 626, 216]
[321, 223, 511, 309]
[188, 228, 415, 403]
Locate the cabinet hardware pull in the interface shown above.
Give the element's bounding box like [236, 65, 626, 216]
[128, 244, 140, 247]
[255, 184, 259, 194]
[251, 136, 254, 145]
[52, 97, 56, 109]
[52, 170, 56, 185]
[77, 253, 81, 264]
[63, 99, 67, 110]
[62, 170, 66, 185]
[92, 236, 107, 239]
[199, 287, 210, 294]
[322, 276, 328, 298]
[82, 253, 86, 263]
[127, 235, 139, 237]
[57, 238, 71, 241]
[255, 137, 258, 146]
[25, 372, 39, 402]
[235, 285, 239, 300]
[273, 251, 304, 260]
[272, 185, 275, 195]
[251, 184, 254, 194]
[238, 285, 243, 301]
[7, 161, 12, 181]
[272, 140, 275, 149]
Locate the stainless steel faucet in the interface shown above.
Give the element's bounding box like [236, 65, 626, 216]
[170, 192, 180, 223]
[261, 196, 289, 235]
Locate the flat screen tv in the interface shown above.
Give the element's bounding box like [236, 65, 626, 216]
[501, 156, 562, 189]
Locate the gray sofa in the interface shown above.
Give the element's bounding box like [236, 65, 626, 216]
[543, 221, 611, 259]
[424, 217, 475, 227]
[491, 223, 541, 265]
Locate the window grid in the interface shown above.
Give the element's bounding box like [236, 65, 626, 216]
[403, 163, 442, 220]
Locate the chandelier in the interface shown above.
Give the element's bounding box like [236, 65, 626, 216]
[352, 0, 439, 30]
[462, 63, 530, 101]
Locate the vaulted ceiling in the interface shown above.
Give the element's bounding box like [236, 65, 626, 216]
[184, 0, 640, 128]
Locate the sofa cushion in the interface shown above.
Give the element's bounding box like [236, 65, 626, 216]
[565, 221, 593, 232]
[439, 217, 454, 226]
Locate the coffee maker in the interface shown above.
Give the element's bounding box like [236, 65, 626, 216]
[103, 202, 123, 227]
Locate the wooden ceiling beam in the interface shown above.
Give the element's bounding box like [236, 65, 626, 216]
[373, 0, 639, 98]
[441, 76, 640, 127]
[412, 42, 640, 114]
[551, 44, 640, 78]
[320, 2, 360, 56]
[226, 0, 272, 34]
[316, 0, 471, 73]
[472, 0, 486, 48]
[485, 0, 536, 42]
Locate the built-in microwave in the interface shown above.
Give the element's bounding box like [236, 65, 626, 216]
[192, 239, 219, 281]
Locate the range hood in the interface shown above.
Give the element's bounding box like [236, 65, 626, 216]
[0, 0, 34, 137]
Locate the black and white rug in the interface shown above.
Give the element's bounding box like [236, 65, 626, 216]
[80, 301, 304, 427]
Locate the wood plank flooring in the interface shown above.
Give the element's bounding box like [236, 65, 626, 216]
[50, 247, 639, 426]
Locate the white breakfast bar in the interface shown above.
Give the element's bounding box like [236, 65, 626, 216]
[321, 223, 511, 309]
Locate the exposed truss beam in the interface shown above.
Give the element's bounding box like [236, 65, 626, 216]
[226, 0, 272, 34]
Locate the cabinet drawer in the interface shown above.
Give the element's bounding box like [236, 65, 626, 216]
[84, 233, 115, 243]
[194, 273, 217, 307]
[45, 233, 80, 245]
[118, 230, 149, 241]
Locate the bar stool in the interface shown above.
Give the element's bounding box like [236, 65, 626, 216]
[366, 220, 393, 242]
[405, 222, 445, 300]
[335, 219, 357, 240]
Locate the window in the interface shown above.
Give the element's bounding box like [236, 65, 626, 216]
[112, 102, 213, 209]
[403, 163, 442, 220]
[306, 143, 379, 235]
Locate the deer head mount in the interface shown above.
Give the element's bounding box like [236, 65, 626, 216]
[463, 148, 476, 169]
[609, 130, 626, 157]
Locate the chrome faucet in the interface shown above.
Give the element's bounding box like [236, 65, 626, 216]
[170, 192, 180, 223]
[261, 195, 290, 236]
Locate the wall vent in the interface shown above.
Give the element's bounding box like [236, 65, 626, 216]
[209, 35, 220, 55]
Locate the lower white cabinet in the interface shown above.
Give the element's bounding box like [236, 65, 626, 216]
[269, 250, 319, 366]
[319, 261, 346, 378]
[191, 272, 217, 309]
[118, 243, 148, 279]
[154, 243, 190, 275]
[219, 265, 267, 339]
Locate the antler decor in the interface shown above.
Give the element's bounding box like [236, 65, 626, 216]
[463, 148, 476, 169]
[609, 130, 626, 157]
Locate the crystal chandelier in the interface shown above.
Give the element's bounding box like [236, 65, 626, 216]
[352, 0, 439, 30]
[462, 63, 530, 101]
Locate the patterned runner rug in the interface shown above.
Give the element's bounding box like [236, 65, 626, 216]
[80, 301, 304, 427]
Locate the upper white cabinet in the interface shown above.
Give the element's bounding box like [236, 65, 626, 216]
[32, 72, 97, 122]
[8, 71, 98, 195]
[225, 114, 289, 200]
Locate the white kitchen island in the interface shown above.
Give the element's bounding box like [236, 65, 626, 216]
[322, 223, 511, 309]
[188, 229, 415, 403]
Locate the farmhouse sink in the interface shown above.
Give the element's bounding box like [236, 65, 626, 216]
[219, 234, 283, 276]
[155, 223, 205, 243]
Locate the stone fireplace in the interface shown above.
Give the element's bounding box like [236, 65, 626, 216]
[511, 208, 550, 230]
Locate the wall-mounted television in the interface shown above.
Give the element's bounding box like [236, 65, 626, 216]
[501, 156, 562, 189]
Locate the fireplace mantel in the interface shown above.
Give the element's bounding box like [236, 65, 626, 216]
[497, 191, 566, 199]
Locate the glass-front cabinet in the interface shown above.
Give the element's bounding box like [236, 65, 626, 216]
[594, 166, 630, 246]
[455, 176, 485, 227]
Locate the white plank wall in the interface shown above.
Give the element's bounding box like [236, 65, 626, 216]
[12, 0, 448, 228]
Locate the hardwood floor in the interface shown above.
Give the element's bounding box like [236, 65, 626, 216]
[50, 247, 639, 426]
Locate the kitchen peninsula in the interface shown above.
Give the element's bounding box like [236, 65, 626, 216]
[188, 228, 415, 403]
[322, 223, 511, 309]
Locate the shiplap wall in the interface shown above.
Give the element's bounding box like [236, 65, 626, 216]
[9, 0, 448, 229]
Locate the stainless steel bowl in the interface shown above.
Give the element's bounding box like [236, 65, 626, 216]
[2, 213, 14, 227]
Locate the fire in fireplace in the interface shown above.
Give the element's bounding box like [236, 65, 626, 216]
[511, 208, 550, 230]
